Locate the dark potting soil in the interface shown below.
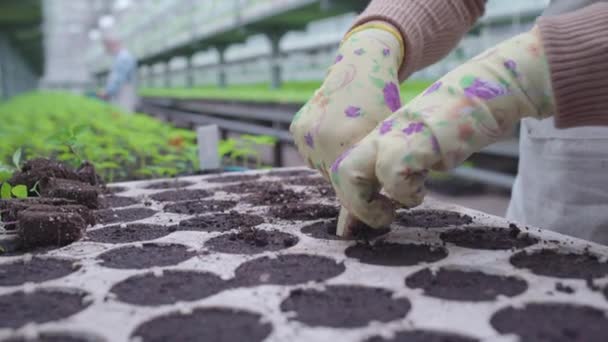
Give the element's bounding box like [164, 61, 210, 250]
[0, 288, 90, 329]
[395, 210, 473, 228]
[267, 203, 339, 221]
[312, 185, 336, 198]
[150, 189, 214, 202]
[21, 204, 95, 227]
[345, 242, 447, 267]
[232, 254, 345, 286]
[85, 224, 174, 244]
[267, 169, 316, 178]
[243, 183, 309, 206]
[19, 210, 86, 249]
[40, 178, 100, 209]
[440, 226, 538, 250]
[366, 330, 479, 342]
[284, 176, 328, 187]
[144, 180, 194, 190]
[164, 200, 237, 215]
[105, 186, 128, 194]
[301, 219, 390, 241]
[510, 249, 608, 279]
[405, 268, 528, 301]
[97, 243, 195, 269]
[280, 285, 410, 328]
[490, 302, 608, 342]
[99, 195, 138, 208]
[205, 174, 262, 183]
[218, 181, 282, 194]
[0, 257, 80, 286]
[555, 282, 575, 294]
[0, 198, 79, 230]
[3, 332, 101, 342]
[110, 270, 228, 306]
[205, 228, 298, 255]
[9, 158, 102, 191]
[178, 212, 264, 232]
[131, 307, 272, 342]
[94, 207, 157, 225]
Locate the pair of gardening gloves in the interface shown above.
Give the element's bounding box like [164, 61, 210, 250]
[290, 23, 555, 237]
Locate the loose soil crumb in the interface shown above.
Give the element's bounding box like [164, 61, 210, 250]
[97, 243, 195, 269]
[110, 270, 228, 306]
[205, 174, 262, 183]
[164, 200, 237, 215]
[268, 203, 339, 221]
[0, 289, 90, 329]
[301, 219, 389, 241]
[86, 224, 174, 244]
[345, 242, 447, 267]
[366, 330, 479, 342]
[395, 210, 473, 228]
[267, 169, 316, 178]
[555, 282, 575, 294]
[19, 210, 86, 249]
[99, 195, 138, 208]
[405, 268, 528, 301]
[280, 285, 410, 328]
[243, 183, 309, 206]
[150, 189, 213, 202]
[131, 307, 272, 342]
[0, 257, 80, 286]
[510, 249, 608, 279]
[233, 254, 345, 286]
[440, 226, 538, 250]
[490, 302, 608, 342]
[178, 212, 264, 232]
[205, 228, 298, 254]
[143, 180, 194, 190]
[94, 207, 157, 224]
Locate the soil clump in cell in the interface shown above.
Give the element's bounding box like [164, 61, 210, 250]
[18, 210, 87, 249]
[0, 257, 80, 286]
[345, 242, 447, 266]
[284, 176, 328, 187]
[267, 169, 316, 178]
[99, 195, 138, 208]
[178, 212, 264, 232]
[94, 207, 157, 224]
[205, 174, 261, 183]
[97, 243, 195, 269]
[150, 189, 213, 202]
[395, 210, 473, 228]
[218, 181, 279, 194]
[144, 180, 194, 190]
[301, 219, 389, 241]
[205, 228, 298, 254]
[405, 268, 528, 301]
[510, 249, 608, 279]
[366, 330, 479, 342]
[280, 285, 410, 328]
[243, 183, 309, 206]
[40, 178, 100, 209]
[268, 203, 339, 221]
[131, 307, 272, 342]
[86, 223, 174, 244]
[440, 226, 538, 250]
[3, 332, 100, 342]
[164, 199, 237, 215]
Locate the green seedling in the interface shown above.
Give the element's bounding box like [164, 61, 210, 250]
[0, 182, 28, 199]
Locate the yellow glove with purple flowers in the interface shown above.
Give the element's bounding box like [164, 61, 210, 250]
[331, 27, 556, 236]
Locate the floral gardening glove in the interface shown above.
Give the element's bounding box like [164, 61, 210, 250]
[331, 27, 555, 236]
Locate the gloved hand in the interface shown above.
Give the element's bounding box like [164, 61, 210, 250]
[330, 27, 556, 236]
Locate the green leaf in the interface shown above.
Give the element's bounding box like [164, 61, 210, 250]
[1, 183, 12, 199]
[369, 76, 386, 89]
[11, 185, 28, 199]
[12, 148, 22, 170]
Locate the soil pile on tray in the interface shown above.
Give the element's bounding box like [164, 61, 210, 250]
[0, 158, 106, 251]
[243, 183, 309, 206]
[205, 227, 298, 254]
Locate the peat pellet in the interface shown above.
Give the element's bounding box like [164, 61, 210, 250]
[99, 195, 138, 209]
[204, 174, 261, 183]
[242, 184, 309, 206]
[178, 212, 264, 232]
[205, 228, 298, 255]
[510, 249, 608, 279]
[280, 285, 410, 328]
[345, 242, 447, 267]
[301, 219, 389, 241]
[18, 210, 86, 249]
[22, 204, 95, 226]
[405, 268, 528, 301]
[150, 189, 213, 202]
[267, 169, 316, 178]
[41, 178, 100, 209]
[233, 254, 345, 286]
[0, 257, 80, 286]
[9, 158, 89, 190]
[131, 307, 272, 342]
[268, 203, 339, 221]
[94, 207, 157, 225]
[86, 224, 174, 244]
[366, 330, 479, 342]
[0, 198, 76, 230]
[143, 180, 194, 190]
[395, 210, 473, 228]
[0, 288, 91, 329]
[111, 270, 228, 306]
[490, 302, 608, 342]
[440, 226, 538, 250]
[164, 200, 237, 215]
[97, 243, 195, 269]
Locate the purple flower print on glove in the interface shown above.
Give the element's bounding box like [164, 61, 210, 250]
[383, 48, 391, 57]
[504, 59, 518, 77]
[379, 119, 394, 135]
[431, 135, 441, 154]
[330, 146, 355, 174]
[463, 77, 509, 100]
[334, 54, 344, 64]
[354, 48, 365, 56]
[424, 81, 442, 96]
[344, 106, 362, 118]
[402, 122, 424, 136]
[383, 82, 401, 112]
[304, 132, 314, 148]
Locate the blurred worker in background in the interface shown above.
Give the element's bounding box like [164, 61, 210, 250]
[291, 0, 608, 244]
[98, 33, 138, 113]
